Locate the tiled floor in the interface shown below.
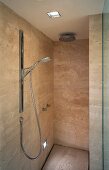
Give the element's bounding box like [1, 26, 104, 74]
[42, 145, 88, 170]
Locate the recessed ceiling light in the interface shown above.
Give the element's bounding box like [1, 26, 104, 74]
[47, 11, 61, 18]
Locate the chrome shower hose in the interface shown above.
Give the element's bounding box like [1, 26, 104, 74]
[19, 71, 42, 160]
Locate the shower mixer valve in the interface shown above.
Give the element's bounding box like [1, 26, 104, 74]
[42, 104, 51, 111]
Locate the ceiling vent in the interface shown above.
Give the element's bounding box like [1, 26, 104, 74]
[59, 32, 76, 42]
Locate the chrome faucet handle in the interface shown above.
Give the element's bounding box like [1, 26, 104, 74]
[42, 104, 51, 111]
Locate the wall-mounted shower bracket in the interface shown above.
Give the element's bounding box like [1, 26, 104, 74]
[23, 60, 40, 78]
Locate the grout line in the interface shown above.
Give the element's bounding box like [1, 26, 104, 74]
[54, 143, 89, 152]
[41, 144, 55, 170]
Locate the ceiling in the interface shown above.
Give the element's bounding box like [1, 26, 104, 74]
[1, 0, 104, 41]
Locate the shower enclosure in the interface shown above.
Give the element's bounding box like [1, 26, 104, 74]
[102, 0, 109, 169]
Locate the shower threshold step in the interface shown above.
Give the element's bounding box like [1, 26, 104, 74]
[42, 145, 88, 170]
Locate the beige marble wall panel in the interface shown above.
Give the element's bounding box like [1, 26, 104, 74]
[0, 2, 54, 170]
[89, 14, 103, 170]
[53, 40, 89, 150]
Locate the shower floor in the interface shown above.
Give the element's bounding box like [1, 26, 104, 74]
[42, 145, 88, 170]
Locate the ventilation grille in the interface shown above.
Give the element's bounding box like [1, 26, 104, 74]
[59, 32, 76, 42]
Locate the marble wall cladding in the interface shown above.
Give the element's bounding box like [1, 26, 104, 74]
[89, 14, 103, 170]
[53, 40, 89, 150]
[0, 2, 54, 170]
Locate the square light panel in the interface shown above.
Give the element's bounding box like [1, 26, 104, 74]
[47, 11, 61, 18]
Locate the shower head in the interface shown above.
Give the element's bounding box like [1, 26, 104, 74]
[23, 56, 52, 78]
[59, 32, 76, 42]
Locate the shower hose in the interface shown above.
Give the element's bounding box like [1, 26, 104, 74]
[19, 71, 42, 159]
